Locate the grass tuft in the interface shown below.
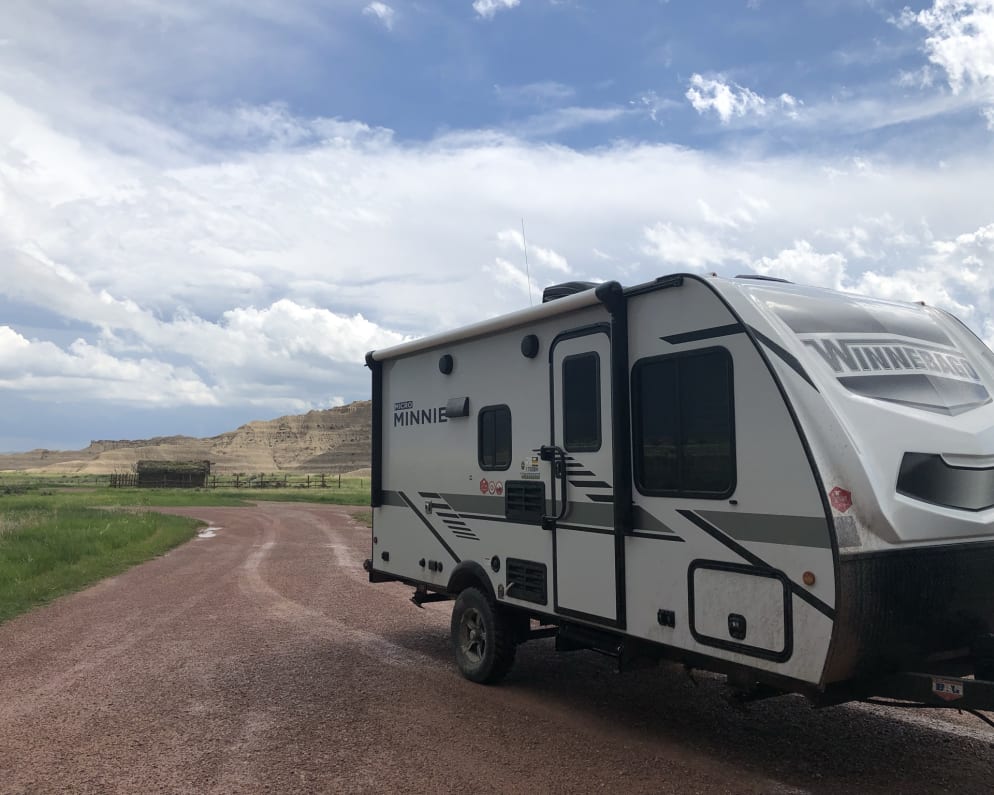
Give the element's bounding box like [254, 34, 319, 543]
[0, 495, 201, 623]
[0, 481, 372, 623]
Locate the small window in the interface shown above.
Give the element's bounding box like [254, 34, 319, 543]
[563, 352, 601, 452]
[633, 348, 735, 497]
[479, 404, 512, 470]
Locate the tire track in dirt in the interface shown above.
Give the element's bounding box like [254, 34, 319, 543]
[2, 502, 993, 794]
[234, 510, 435, 671]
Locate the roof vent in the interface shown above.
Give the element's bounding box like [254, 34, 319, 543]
[542, 281, 598, 303]
[735, 274, 793, 284]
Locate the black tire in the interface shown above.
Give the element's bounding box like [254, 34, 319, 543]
[450, 587, 516, 684]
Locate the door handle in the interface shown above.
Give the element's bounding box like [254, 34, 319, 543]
[539, 445, 569, 529]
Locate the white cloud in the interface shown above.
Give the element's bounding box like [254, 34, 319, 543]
[0, 326, 218, 406]
[363, 2, 396, 30]
[488, 257, 539, 299]
[633, 90, 683, 123]
[908, 0, 994, 93]
[685, 73, 801, 124]
[496, 228, 570, 272]
[752, 241, 849, 291]
[473, 0, 521, 20]
[899, 0, 994, 125]
[642, 223, 750, 269]
[508, 106, 629, 137]
[5, 76, 994, 414]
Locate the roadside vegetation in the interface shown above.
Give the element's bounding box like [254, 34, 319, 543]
[0, 474, 372, 623]
[0, 494, 201, 623]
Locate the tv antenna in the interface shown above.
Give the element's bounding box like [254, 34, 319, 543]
[521, 218, 533, 306]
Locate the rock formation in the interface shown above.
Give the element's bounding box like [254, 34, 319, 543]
[0, 401, 372, 475]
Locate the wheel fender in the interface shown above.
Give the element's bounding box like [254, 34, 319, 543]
[446, 561, 496, 602]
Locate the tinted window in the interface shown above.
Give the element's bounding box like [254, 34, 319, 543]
[634, 348, 734, 497]
[479, 405, 511, 470]
[563, 353, 601, 452]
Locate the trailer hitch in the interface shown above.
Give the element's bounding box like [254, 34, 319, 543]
[410, 585, 450, 608]
[539, 445, 569, 529]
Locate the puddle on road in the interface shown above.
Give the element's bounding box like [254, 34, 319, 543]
[198, 527, 220, 539]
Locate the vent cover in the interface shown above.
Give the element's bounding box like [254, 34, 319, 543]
[898, 452, 994, 511]
[504, 480, 545, 524]
[542, 281, 597, 303]
[506, 558, 548, 605]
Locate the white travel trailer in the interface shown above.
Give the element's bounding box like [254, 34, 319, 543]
[364, 274, 994, 711]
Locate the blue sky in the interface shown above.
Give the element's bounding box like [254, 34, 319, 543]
[2, 0, 994, 451]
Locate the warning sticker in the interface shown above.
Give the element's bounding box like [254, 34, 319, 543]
[931, 677, 964, 701]
[520, 456, 541, 480]
[495, 481, 504, 496]
[479, 478, 489, 495]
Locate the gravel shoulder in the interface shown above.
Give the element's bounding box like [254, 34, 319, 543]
[1, 503, 992, 794]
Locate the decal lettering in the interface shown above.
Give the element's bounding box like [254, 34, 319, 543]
[800, 335, 983, 385]
[393, 401, 448, 428]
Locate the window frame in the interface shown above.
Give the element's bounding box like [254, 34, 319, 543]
[631, 346, 736, 499]
[561, 351, 602, 453]
[478, 403, 512, 471]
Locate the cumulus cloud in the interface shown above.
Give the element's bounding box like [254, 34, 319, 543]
[899, 0, 994, 124]
[906, 0, 994, 93]
[496, 228, 571, 272]
[633, 90, 683, 123]
[752, 241, 849, 291]
[363, 2, 396, 30]
[473, 0, 521, 20]
[642, 223, 750, 269]
[685, 73, 801, 124]
[488, 257, 538, 298]
[0, 326, 218, 406]
[5, 73, 994, 419]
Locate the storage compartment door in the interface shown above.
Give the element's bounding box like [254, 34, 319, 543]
[689, 562, 792, 662]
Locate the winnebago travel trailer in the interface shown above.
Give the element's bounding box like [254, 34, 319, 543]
[364, 274, 994, 713]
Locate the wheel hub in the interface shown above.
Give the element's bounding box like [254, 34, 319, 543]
[460, 608, 487, 663]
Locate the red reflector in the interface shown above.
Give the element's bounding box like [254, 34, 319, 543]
[829, 487, 852, 513]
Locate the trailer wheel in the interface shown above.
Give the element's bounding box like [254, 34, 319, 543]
[450, 587, 516, 684]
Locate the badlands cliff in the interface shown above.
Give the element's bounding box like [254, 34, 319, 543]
[0, 401, 372, 475]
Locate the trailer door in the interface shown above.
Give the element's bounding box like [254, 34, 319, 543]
[550, 327, 620, 625]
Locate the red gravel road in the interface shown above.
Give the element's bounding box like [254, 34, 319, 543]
[1, 503, 992, 794]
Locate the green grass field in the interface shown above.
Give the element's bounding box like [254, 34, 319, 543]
[0, 495, 202, 623]
[0, 477, 372, 623]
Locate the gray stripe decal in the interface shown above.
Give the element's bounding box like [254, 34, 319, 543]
[633, 505, 678, 535]
[397, 491, 682, 540]
[750, 326, 819, 392]
[679, 510, 835, 620]
[441, 494, 616, 528]
[662, 322, 745, 345]
[441, 493, 504, 514]
[630, 531, 684, 542]
[383, 490, 406, 507]
[562, 501, 614, 527]
[697, 511, 831, 549]
[399, 491, 460, 563]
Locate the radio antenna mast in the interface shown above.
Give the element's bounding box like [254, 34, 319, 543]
[521, 218, 533, 306]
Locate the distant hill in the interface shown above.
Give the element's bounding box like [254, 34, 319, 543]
[0, 401, 372, 475]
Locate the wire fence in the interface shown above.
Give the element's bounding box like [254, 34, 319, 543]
[1, 473, 366, 493]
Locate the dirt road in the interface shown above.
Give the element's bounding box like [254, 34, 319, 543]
[1, 503, 992, 794]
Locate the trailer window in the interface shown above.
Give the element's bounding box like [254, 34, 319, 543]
[633, 348, 735, 498]
[479, 404, 512, 471]
[562, 352, 601, 452]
